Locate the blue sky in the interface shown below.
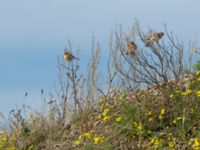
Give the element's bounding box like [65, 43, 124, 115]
[0, 0, 200, 116]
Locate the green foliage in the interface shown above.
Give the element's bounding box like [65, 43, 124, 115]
[193, 60, 200, 71]
[5, 71, 200, 149]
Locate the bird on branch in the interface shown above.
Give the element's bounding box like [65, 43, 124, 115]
[145, 32, 164, 47]
[64, 51, 79, 62]
[126, 41, 137, 55]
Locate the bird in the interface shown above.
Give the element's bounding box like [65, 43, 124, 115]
[64, 51, 79, 62]
[126, 41, 137, 55]
[47, 99, 56, 104]
[145, 32, 164, 47]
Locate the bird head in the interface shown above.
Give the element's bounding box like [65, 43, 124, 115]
[158, 32, 164, 37]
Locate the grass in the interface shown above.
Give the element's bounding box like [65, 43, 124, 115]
[1, 71, 200, 149]
[1, 22, 200, 149]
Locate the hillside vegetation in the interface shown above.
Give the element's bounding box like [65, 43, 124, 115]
[1, 21, 200, 150]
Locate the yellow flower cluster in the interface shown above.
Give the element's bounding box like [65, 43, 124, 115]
[172, 116, 182, 124]
[150, 137, 163, 149]
[115, 116, 122, 122]
[181, 89, 193, 96]
[0, 131, 16, 150]
[74, 132, 94, 145]
[133, 122, 143, 135]
[196, 90, 200, 97]
[98, 108, 111, 122]
[93, 136, 105, 144]
[159, 108, 165, 120]
[188, 138, 200, 150]
[147, 111, 153, 122]
[74, 131, 105, 145]
[167, 133, 175, 149]
[172, 82, 200, 98]
[81, 132, 93, 139]
[0, 137, 7, 148]
[74, 140, 81, 145]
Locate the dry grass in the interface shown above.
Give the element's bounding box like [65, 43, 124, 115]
[1, 21, 200, 150]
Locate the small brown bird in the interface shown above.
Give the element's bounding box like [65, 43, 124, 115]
[145, 32, 164, 47]
[126, 41, 137, 55]
[64, 51, 79, 62]
[47, 99, 56, 104]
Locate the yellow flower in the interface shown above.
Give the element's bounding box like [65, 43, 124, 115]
[168, 141, 175, 149]
[167, 133, 173, 141]
[188, 138, 193, 145]
[100, 136, 105, 144]
[74, 140, 80, 145]
[133, 122, 143, 134]
[173, 116, 182, 124]
[93, 137, 99, 144]
[93, 136, 105, 144]
[188, 138, 200, 150]
[160, 108, 165, 115]
[196, 91, 200, 97]
[169, 94, 174, 99]
[148, 111, 152, 115]
[148, 117, 153, 122]
[103, 115, 110, 122]
[159, 108, 165, 120]
[103, 109, 110, 116]
[175, 90, 181, 93]
[150, 137, 163, 147]
[98, 115, 102, 119]
[196, 71, 200, 76]
[193, 138, 200, 149]
[0, 137, 7, 144]
[115, 116, 122, 122]
[137, 123, 142, 131]
[177, 116, 182, 120]
[82, 132, 92, 138]
[181, 89, 192, 96]
[172, 119, 176, 124]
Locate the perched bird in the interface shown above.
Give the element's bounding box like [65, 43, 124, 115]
[126, 41, 137, 55]
[145, 32, 164, 47]
[47, 99, 56, 104]
[64, 51, 79, 62]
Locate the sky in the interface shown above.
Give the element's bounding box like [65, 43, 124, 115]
[0, 0, 200, 117]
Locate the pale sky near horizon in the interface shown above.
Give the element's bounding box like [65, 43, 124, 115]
[0, 0, 200, 117]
